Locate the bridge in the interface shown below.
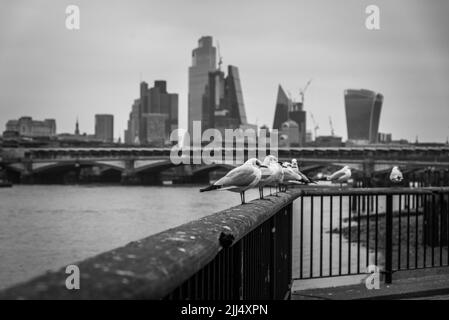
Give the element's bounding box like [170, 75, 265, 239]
[1, 186, 449, 300]
[1, 146, 449, 185]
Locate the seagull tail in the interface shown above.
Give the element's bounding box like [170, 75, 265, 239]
[200, 185, 222, 192]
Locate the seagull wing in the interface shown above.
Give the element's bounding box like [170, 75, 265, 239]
[215, 165, 257, 187]
[328, 169, 345, 181]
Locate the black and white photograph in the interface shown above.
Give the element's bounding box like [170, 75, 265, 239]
[1, 0, 449, 307]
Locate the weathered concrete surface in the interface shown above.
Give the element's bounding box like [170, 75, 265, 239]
[0, 191, 298, 300]
[292, 268, 449, 300]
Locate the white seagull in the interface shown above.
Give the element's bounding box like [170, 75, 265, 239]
[280, 162, 304, 191]
[390, 166, 403, 183]
[327, 166, 352, 187]
[200, 158, 267, 204]
[291, 159, 316, 184]
[258, 155, 283, 199]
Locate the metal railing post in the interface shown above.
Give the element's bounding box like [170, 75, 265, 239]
[385, 194, 393, 284]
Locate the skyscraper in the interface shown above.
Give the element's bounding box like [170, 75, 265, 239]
[201, 65, 248, 135]
[188, 36, 217, 136]
[272, 85, 306, 146]
[344, 89, 383, 144]
[95, 114, 114, 143]
[124, 80, 178, 146]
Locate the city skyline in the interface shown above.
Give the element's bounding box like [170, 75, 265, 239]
[1, 0, 449, 142]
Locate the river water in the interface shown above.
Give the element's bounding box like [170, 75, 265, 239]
[0, 185, 263, 290]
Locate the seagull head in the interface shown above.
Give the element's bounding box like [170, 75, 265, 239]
[263, 155, 278, 165]
[282, 162, 292, 168]
[291, 159, 298, 166]
[246, 158, 267, 168]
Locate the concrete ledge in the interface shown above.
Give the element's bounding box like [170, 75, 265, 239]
[0, 191, 298, 300]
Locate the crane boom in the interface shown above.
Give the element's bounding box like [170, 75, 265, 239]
[299, 78, 313, 104]
[310, 113, 319, 140]
[329, 116, 335, 136]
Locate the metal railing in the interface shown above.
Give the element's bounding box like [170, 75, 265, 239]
[165, 203, 293, 300]
[294, 187, 449, 283]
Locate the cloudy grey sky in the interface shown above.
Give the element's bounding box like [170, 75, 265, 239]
[1, 0, 448, 142]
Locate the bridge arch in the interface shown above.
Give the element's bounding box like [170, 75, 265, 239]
[30, 161, 124, 184]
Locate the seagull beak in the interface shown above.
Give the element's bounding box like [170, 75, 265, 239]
[260, 164, 268, 168]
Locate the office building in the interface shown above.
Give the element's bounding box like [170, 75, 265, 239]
[188, 36, 217, 136]
[5, 117, 56, 138]
[345, 89, 383, 144]
[279, 120, 300, 147]
[272, 85, 307, 146]
[124, 80, 178, 146]
[201, 65, 249, 136]
[95, 114, 114, 143]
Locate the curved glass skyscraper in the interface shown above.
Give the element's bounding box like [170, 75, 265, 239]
[344, 89, 383, 144]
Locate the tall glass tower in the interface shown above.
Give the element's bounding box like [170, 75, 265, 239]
[188, 36, 217, 137]
[345, 89, 383, 144]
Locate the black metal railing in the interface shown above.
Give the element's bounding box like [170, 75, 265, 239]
[294, 188, 449, 283]
[166, 203, 293, 300]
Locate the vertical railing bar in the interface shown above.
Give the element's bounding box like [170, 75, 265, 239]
[339, 195, 343, 276]
[432, 193, 435, 267]
[447, 193, 449, 266]
[440, 193, 444, 267]
[310, 196, 314, 278]
[423, 194, 427, 268]
[366, 193, 370, 269]
[357, 195, 361, 274]
[446, 192, 449, 267]
[320, 195, 324, 277]
[385, 194, 393, 284]
[375, 195, 379, 266]
[348, 195, 352, 275]
[415, 194, 419, 269]
[398, 194, 402, 270]
[300, 196, 304, 279]
[407, 193, 411, 270]
[329, 196, 333, 277]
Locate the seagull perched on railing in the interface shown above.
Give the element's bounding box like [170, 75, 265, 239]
[200, 158, 267, 204]
[291, 159, 316, 184]
[390, 166, 403, 183]
[280, 162, 304, 191]
[327, 166, 352, 188]
[257, 155, 283, 199]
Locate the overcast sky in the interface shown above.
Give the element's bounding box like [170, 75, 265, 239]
[1, 0, 448, 142]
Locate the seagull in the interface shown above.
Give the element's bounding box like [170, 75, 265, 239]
[258, 155, 283, 199]
[280, 162, 304, 191]
[327, 166, 352, 187]
[390, 166, 403, 183]
[291, 159, 316, 184]
[200, 158, 267, 204]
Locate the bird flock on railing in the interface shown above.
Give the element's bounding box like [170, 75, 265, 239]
[200, 156, 404, 204]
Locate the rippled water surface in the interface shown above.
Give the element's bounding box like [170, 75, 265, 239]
[0, 185, 260, 290]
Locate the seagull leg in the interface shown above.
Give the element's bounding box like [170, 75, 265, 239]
[242, 191, 246, 204]
[240, 192, 244, 204]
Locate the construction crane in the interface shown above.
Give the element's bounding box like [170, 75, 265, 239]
[329, 116, 335, 136]
[217, 40, 223, 71]
[310, 113, 319, 140]
[299, 79, 313, 105]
